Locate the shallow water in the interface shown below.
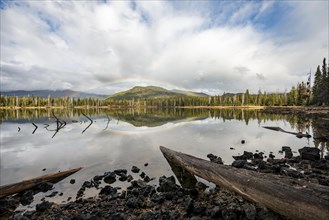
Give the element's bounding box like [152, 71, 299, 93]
[0, 108, 326, 206]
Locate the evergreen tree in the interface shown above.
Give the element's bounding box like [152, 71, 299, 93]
[312, 65, 322, 104]
[320, 58, 328, 105]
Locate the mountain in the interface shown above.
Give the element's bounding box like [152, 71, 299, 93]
[107, 86, 209, 100]
[0, 90, 108, 99]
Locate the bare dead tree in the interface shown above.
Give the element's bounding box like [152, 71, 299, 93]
[82, 113, 93, 134]
[32, 123, 38, 134]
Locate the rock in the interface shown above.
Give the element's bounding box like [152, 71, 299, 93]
[195, 182, 208, 191]
[131, 166, 140, 173]
[207, 153, 223, 164]
[232, 160, 246, 168]
[104, 172, 116, 184]
[243, 203, 256, 220]
[241, 140, 245, 144]
[157, 176, 177, 192]
[82, 181, 92, 188]
[93, 175, 104, 182]
[253, 152, 264, 159]
[233, 151, 253, 160]
[118, 174, 128, 181]
[99, 185, 117, 196]
[127, 174, 133, 182]
[114, 169, 127, 175]
[230, 147, 235, 150]
[45, 191, 58, 198]
[130, 179, 147, 188]
[144, 163, 149, 167]
[299, 147, 320, 161]
[36, 182, 53, 192]
[42, 168, 46, 171]
[20, 190, 34, 206]
[70, 179, 75, 184]
[36, 201, 52, 212]
[144, 176, 151, 183]
[140, 172, 146, 179]
[269, 153, 275, 159]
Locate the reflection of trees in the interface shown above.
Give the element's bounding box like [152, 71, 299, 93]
[1, 108, 328, 155]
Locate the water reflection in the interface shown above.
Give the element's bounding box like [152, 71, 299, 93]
[0, 108, 328, 204]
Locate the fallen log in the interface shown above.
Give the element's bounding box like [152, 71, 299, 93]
[263, 126, 311, 138]
[0, 167, 82, 198]
[160, 146, 329, 220]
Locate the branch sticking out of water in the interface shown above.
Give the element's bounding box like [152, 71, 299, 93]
[82, 113, 93, 134]
[32, 123, 38, 134]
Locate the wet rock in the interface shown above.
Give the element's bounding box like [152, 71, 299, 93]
[299, 147, 320, 161]
[45, 191, 58, 198]
[140, 172, 146, 179]
[253, 152, 264, 159]
[114, 169, 127, 175]
[36, 201, 52, 212]
[269, 153, 275, 159]
[207, 153, 223, 164]
[93, 175, 104, 182]
[131, 166, 140, 173]
[243, 203, 256, 220]
[99, 185, 117, 196]
[36, 182, 53, 192]
[143, 176, 151, 183]
[241, 140, 245, 144]
[82, 181, 92, 188]
[42, 168, 46, 171]
[195, 182, 208, 192]
[232, 160, 247, 168]
[127, 174, 133, 182]
[70, 179, 75, 184]
[118, 174, 128, 182]
[233, 151, 253, 160]
[20, 190, 34, 206]
[104, 172, 116, 184]
[157, 176, 177, 192]
[130, 179, 147, 189]
[230, 147, 235, 150]
[144, 163, 149, 167]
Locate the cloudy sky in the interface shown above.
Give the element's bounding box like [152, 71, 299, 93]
[1, 0, 328, 95]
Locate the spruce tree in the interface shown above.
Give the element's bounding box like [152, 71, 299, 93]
[321, 58, 328, 105]
[312, 65, 322, 105]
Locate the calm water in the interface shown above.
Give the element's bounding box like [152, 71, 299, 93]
[0, 108, 327, 206]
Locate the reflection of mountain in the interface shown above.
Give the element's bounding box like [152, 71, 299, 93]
[108, 112, 208, 127]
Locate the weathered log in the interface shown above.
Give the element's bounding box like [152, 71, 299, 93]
[160, 146, 329, 220]
[263, 126, 311, 138]
[0, 167, 82, 198]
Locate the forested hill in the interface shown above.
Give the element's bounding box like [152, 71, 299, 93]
[107, 86, 208, 100]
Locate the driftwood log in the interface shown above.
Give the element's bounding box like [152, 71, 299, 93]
[0, 167, 82, 198]
[160, 146, 329, 220]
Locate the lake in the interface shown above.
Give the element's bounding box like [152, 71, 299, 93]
[0, 108, 327, 206]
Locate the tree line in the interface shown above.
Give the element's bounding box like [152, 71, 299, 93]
[1, 57, 328, 108]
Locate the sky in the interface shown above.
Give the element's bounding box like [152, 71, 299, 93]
[0, 0, 328, 95]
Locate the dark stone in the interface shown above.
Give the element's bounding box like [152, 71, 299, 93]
[269, 153, 275, 159]
[70, 179, 76, 184]
[118, 174, 128, 182]
[93, 175, 104, 182]
[253, 152, 264, 159]
[195, 182, 208, 191]
[243, 203, 256, 220]
[140, 172, 146, 179]
[144, 176, 151, 183]
[42, 168, 46, 171]
[232, 160, 246, 168]
[233, 151, 253, 160]
[282, 146, 291, 152]
[299, 147, 320, 161]
[131, 166, 140, 173]
[45, 191, 58, 198]
[82, 181, 92, 188]
[114, 169, 127, 175]
[257, 161, 267, 170]
[36, 182, 53, 192]
[127, 175, 133, 182]
[318, 176, 329, 186]
[207, 153, 223, 164]
[157, 176, 177, 192]
[99, 185, 117, 196]
[230, 147, 235, 150]
[144, 163, 149, 167]
[151, 194, 165, 204]
[241, 140, 245, 144]
[36, 201, 52, 212]
[104, 172, 116, 184]
[20, 190, 34, 206]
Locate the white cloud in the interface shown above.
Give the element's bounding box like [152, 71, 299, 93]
[0, 0, 328, 95]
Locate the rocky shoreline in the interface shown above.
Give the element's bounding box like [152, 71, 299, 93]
[1, 144, 328, 220]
